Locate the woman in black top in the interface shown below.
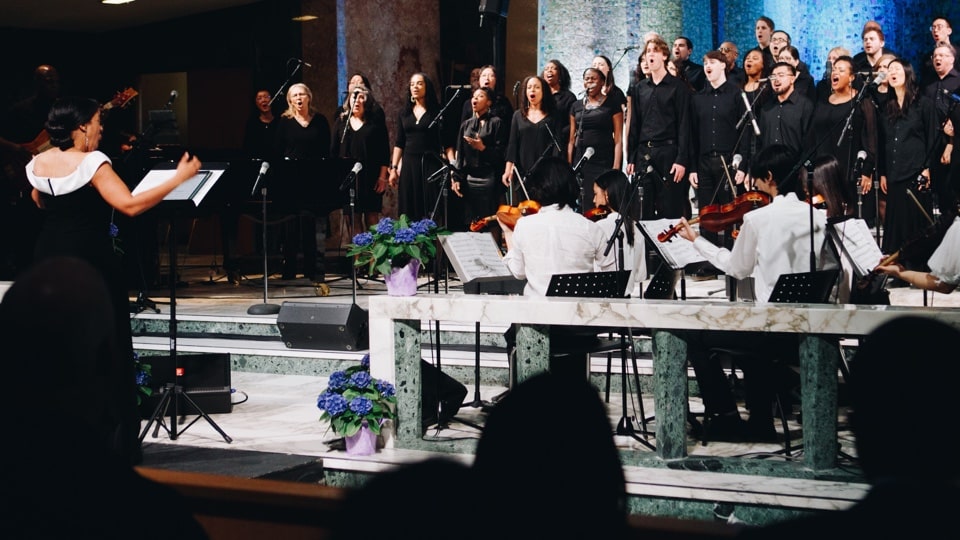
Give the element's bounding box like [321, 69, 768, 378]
[452, 87, 507, 235]
[502, 75, 561, 202]
[810, 56, 878, 225]
[878, 59, 938, 255]
[542, 59, 576, 149]
[274, 82, 332, 290]
[591, 55, 628, 113]
[332, 84, 390, 232]
[568, 67, 623, 212]
[388, 73, 452, 220]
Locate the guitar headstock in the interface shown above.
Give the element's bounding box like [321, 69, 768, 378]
[103, 87, 139, 111]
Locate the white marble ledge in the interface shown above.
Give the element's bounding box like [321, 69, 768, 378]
[319, 448, 867, 512]
[368, 294, 960, 336]
[623, 467, 868, 511]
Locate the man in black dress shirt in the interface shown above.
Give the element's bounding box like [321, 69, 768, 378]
[627, 37, 692, 222]
[720, 41, 745, 87]
[673, 36, 705, 92]
[757, 62, 814, 159]
[920, 17, 953, 87]
[922, 42, 960, 221]
[853, 23, 897, 86]
[689, 51, 748, 249]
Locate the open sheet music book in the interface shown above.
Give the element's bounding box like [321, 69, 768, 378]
[637, 218, 708, 269]
[132, 167, 223, 206]
[440, 232, 514, 283]
[827, 218, 883, 276]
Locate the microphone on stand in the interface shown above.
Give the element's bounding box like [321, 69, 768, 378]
[164, 90, 178, 109]
[617, 44, 642, 51]
[730, 154, 743, 170]
[739, 91, 761, 137]
[869, 71, 887, 86]
[340, 162, 363, 192]
[293, 58, 313, 68]
[853, 150, 867, 180]
[250, 161, 269, 197]
[572, 147, 595, 173]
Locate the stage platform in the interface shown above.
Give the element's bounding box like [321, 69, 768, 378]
[2, 255, 954, 527]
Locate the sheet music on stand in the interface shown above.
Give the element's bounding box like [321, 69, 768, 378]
[827, 218, 883, 276]
[440, 232, 525, 294]
[637, 218, 708, 269]
[132, 164, 225, 207]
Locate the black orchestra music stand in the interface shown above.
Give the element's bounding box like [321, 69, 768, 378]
[546, 270, 654, 450]
[768, 269, 841, 304]
[136, 162, 233, 444]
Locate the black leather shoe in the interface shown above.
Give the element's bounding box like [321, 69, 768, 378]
[745, 417, 778, 443]
[703, 413, 748, 442]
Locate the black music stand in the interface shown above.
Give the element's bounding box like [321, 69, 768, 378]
[768, 269, 841, 304]
[546, 270, 630, 298]
[136, 162, 233, 443]
[546, 270, 654, 450]
[643, 264, 682, 300]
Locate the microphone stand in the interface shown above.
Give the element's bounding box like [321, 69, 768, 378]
[247, 165, 281, 315]
[427, 88, 463, 130]
[269, 59, 305, 107]
[600, 171, 655, 449]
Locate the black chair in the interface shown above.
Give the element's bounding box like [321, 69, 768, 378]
[546, 271, 654, 449]
[694, 269, 841, 454]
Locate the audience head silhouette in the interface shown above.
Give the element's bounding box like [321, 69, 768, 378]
[1, 256, 124, 450]
[332, 457, 477, 540]
[473, 372, 627, 538]
[0, 256, 207, 539]
[851, 316, 960, 483]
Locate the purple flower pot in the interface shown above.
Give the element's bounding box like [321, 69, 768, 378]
[384, 259, 420, 296]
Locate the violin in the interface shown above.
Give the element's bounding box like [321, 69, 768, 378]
[854, 219, 952, 298]
[584, 205, 611, 221]
[469, 200, 541, 232]
[657, 191, 771, 243]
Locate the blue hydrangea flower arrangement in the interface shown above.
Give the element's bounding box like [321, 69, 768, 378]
[345, 214, 449, 277]
[317, 354, 397, 437]
[133, 351, 152, 405]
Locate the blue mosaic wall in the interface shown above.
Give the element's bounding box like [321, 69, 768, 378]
[542, 0, 960, 85]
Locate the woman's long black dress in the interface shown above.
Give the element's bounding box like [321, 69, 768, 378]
[395, 107, 445, 220]
[26, 150, 142, 465]
[878, 95, 938, 255]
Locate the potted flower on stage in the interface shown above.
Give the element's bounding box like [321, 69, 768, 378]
[316, 354, 397, 455]
[345, 214, 450, 295]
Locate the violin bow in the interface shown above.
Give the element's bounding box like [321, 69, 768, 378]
[905, 187, 936, 228]
[720, 155, 738, 196]
[513, 166, 532, 201]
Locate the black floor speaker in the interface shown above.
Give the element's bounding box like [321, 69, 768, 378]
[139, 353, 232, 418]
[277, 302, 369, 351]
[421, 360, 468, 429]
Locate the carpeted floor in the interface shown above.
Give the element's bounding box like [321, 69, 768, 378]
[140, 442, 325, 483]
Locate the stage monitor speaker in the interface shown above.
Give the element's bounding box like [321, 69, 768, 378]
[277, 302, 369, 351]
[139, 353, 232, 417]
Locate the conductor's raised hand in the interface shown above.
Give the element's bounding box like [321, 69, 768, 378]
[176, 152, 202, 181]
